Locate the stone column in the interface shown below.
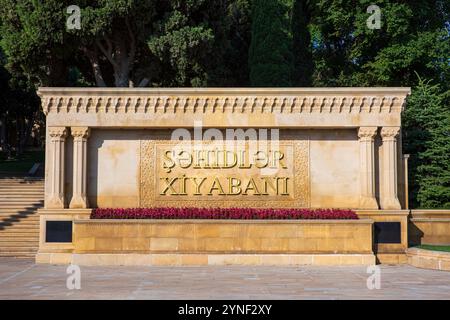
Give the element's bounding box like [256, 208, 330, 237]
[380, 127, 401, 209]
[69, 127, 90, 209]
[358, 127, 379, 209]
[47, 127, 68, 209]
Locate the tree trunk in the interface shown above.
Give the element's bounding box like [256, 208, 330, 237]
[83, 47, 107, 87]
[95, 19, 136, 87]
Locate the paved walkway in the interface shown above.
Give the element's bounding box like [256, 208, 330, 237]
[0, 258, 449, 299]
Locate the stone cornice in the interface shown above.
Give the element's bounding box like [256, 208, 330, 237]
[38, 87, 410, 116]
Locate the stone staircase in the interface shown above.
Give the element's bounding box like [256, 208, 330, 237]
[0, 176, 44, 258]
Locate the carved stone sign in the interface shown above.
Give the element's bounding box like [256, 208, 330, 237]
[140, 139, 310, 208]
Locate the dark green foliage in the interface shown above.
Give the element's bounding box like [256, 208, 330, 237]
[403, 76, 450, 209]
[292, 0, 313, 86]
[309, 0, 449, 88]
[249, 0, 293, 87]
[0, 0, 251, 87]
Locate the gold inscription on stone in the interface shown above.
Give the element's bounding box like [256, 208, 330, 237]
[158, 148, 291, 197]
[140, 139, 310, 208]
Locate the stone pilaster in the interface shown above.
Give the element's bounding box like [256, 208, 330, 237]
[47, 127, 68, 209]
[69, 127, 90, 209]
[358, 127, 379, 209]
[380, 127, 401, 209]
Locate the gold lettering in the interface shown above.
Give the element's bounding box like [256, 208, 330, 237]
[193, 150, 208, 168]
[162, 150, 176, 173]
[261, 177, 277, 195]
[242, 178, 260, 195]
[179, 174, 188, 195]
[238, 150, 251, 169]
[254, 151, 269, 168]
[191, 177, 207, 195]
[222, 150, 237, 168]
[178, 150, 192, 168]
[277, 177, 289, 195]
[160, 177, 178, 195]
[208, 177, 226, 195]
[271, 150, 287, 169]
[227, 177, 242, 195]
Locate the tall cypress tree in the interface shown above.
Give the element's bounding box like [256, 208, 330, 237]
[291, 0, 312, 86]
[403, 76, 450, 209]
[248, 0, 293, 87]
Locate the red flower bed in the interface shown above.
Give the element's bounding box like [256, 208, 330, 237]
[91, 207, 358, 220]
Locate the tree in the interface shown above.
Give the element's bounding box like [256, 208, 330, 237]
[403, 76, 450, 208]
[0, 50, 41, 156]
[291, 0, 313, 86]
[0, 0, 243, 88]
[249, 0, 293, 86]
[308, 0, 449, 88]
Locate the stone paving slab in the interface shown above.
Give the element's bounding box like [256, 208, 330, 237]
[0, 258, 449, 300]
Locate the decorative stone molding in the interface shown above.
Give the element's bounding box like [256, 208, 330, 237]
[47, 127, 68, 209]
[358, 127, 378, 209]
[69, 127, 90, 209]
[380, 126, 401, 209]
[37, 87, 410, 128]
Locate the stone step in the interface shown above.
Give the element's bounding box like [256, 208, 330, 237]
[0, 239, 39, 246]
[0, 228, 39, 237]
[0, 184, 44, 187]
[0, 183, 44, 186]
[0, 220, 40, 225]
[0, 206, 43, 210]
[1, 220, 39, 225]
[0, 220, 39, 225]
[0, 214, 39, 219]
[0, 220, 39, 224]
[0, 247, 37, 252]
[0, 182, 44, 185]
[0, 223, 40, 229]
[0, 208, 41, 211]
[0, 212, 41, 216]
[0, 234, 39, 239]
[0, 191, 44, 194]
[0, 201, 43, 206]
[0, 195, 44, 204]
[0, 177, 43, 258]
[0, 253, 36, 258]
[0, 180, 44, 183]
[0, 178, 44, 181]
[0, 188, 44, 191]
[0, 228, 39, 233]
[0, 232, 39, 241]
[0, 187, 43, 190]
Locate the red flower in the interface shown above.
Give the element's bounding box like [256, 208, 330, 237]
[91, 207, 358, 220]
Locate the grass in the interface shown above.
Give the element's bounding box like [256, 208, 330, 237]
[415, 244, 450, 253]
[0, 150, 44, 173]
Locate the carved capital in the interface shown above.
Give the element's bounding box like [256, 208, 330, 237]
[71, 127, 90, 139]
[49, 127, 68, 139]
[358, 127, 378, 140]
[381, 127, 400, 140]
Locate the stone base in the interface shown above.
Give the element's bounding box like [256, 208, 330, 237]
[407, 248, 450, 271]
[36, 253, 376, 266]
[376, 253, 408, 264]
[409, 210, 450, 245]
